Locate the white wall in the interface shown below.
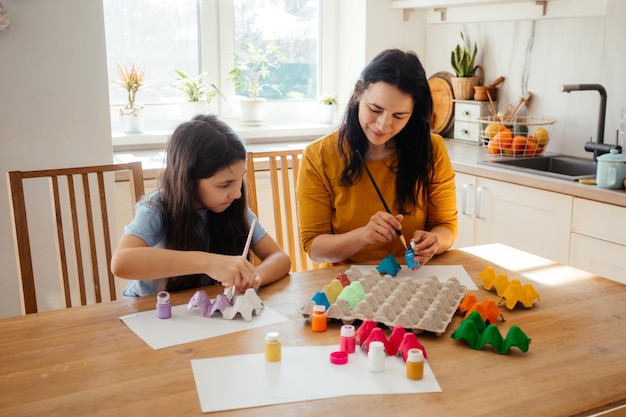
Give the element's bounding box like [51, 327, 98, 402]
[1, 0, 623, 317]
[0, 0, 113, 317]
[421, 0, 626, 157]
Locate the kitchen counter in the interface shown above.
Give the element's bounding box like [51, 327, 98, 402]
[114, 138, 626, 208]
[444, 140, 626, 208]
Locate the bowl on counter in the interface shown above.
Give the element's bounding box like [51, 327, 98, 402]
[479, 116, 556, 157]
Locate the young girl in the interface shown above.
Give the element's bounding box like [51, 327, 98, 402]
[112, 115, 292, 297]
[296, 49, 458, 267]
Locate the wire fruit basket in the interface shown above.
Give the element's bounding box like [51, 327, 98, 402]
[480, 116, 556, 157]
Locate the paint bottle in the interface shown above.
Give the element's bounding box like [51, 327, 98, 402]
[311, 305, 328, 332]
[368, 341, 386, 373]
[156, 291, 171, 319]
[405, 249, 420, 269]
[264, 331, 281, 362]
[340, 324, 356, 353]
[406, 348, 424, 380]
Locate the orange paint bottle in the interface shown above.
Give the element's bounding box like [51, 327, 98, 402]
[311, 305, 328, 332]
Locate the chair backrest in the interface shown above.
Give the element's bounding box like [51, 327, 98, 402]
[6, 162, 145, 314]
[246, 149, 316, 272]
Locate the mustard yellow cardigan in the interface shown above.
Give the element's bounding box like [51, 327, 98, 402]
[296, 131, 458, 264]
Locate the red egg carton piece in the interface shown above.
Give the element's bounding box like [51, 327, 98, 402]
[356, 320, 428, 360]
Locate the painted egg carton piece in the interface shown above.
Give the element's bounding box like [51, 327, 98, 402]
[188, 288, 263, 322]
[451, 311, 531, 354]
[299, 267, 467, 336]
[477, 266, 541, 309]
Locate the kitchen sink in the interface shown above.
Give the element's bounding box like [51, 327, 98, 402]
[478, 155, 597, 181]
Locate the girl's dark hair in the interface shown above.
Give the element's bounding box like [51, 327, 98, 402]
[338, 49, 434, 214]
[158, 114, 249, 291]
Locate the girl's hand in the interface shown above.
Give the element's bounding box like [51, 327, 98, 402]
[410, 231, 439, 266]
[206, 254, 257, 290]
[362, 212, 404, 245]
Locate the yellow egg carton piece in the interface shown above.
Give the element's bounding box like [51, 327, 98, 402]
[477, 266, 540, 309]
[299, 266, 467, 336]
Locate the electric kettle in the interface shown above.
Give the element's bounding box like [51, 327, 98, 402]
[596, 149, 626, 189]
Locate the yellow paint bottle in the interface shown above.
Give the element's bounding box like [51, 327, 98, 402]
[264, 331, 281, 362]
[406, 348, 424, 380]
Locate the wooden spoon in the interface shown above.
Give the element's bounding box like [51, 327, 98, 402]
[488, 76, 505, 88]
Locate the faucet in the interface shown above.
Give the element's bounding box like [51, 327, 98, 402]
[562, 83, 621, 161]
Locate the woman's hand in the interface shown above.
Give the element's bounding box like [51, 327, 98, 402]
[362, 211, 404, 245]
[409, 230, 440, 266]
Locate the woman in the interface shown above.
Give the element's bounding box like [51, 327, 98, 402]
[112, 114, 291, 296]
[296, 49, 458, 266]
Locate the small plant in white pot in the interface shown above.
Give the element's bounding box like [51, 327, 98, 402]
[319, 95, 338, 124]
[170, 68, 224, 120]
[228, 41, 286, 124]
[113, 62, 147, 134]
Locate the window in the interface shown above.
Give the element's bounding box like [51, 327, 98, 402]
[232, 0, 319, 100]
[103, 0, 320, 110]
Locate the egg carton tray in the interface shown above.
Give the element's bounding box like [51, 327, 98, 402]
[298, 267, 467, 336]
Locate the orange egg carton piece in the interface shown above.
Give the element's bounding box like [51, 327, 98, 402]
[477, 266, 540, 309]
[458, 293, 504, 324]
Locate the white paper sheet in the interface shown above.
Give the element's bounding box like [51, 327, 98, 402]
[120, 304, 289, 350]
[191, 345, 441, 413]
[353, 264, 478, 290]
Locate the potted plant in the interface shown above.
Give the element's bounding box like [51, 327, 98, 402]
[318, 95, 338, 124]
[228, 41, 286, 124]
[449, 32, 482, 100]
[170, 68, 224, 120]
[113, 62, 146, 133]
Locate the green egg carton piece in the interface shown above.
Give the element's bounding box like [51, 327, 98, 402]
[451, 311, 531, 354]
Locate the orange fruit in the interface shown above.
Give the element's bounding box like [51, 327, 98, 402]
[492, 130, 514, 154]
[512, 136, 528, 154]
[487, 136, 502, 154]
[524, 139, 538, 156]
[484, 123, 506, 140]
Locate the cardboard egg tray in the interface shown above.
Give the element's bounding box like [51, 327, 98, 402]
[298, 267, 467, 336]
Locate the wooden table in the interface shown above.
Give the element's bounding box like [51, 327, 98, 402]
[1, 244, 625, 417]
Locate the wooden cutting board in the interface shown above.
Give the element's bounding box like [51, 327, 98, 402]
[428, 73, 454, 135]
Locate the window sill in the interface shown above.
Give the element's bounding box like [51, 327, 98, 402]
[112, 119, 337, 152]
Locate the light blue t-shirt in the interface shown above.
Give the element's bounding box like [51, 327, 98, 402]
[121, 191, 267, 297]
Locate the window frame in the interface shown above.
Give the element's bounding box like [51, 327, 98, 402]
[111, 0, 335, 144]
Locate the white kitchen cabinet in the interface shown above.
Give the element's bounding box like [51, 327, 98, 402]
[453, 172, 477, 248]
[570, 198, 626, 284]
[453, 173, 573, 264]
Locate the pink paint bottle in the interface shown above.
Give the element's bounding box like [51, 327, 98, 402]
[340, 325, 356, 353]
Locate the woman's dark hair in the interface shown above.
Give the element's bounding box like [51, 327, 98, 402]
[158, 114, 249, 291]
[338, 49, 434, 214]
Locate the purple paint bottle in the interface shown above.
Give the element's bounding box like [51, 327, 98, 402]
[156, 291, 171, 319]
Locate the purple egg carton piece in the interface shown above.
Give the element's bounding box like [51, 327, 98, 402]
[189, 288, 263, 322]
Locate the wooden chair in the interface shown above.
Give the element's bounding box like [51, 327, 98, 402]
[6, 162, 145, 314]
[246, 149, 317, 272]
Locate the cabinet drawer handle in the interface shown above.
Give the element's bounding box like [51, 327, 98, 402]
[475, 186, 486, 219]
[462, 183, 473, 215]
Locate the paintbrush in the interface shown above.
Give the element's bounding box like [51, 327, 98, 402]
[226, 218, 257, 300]
[355, 150, 408, 250]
